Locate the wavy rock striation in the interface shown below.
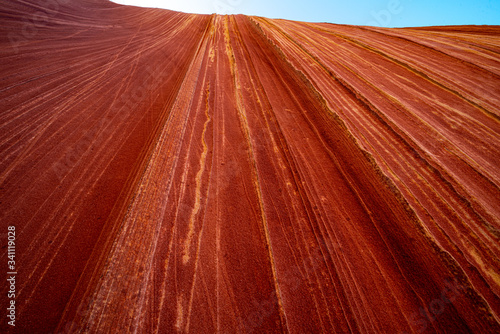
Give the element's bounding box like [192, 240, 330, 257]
[1, 1, 500, 333]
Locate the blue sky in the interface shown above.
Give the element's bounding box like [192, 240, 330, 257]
[111, 0, 500, 27]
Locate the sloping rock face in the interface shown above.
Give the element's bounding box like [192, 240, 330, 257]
[1, 1, 500, 333]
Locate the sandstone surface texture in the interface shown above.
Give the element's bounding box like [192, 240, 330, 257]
[1, 0, 500, 333]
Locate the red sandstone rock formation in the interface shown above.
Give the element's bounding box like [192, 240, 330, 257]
[1, 1, 500, 333]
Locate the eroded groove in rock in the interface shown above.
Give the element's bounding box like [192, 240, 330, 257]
[0, 1, 499, 333]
